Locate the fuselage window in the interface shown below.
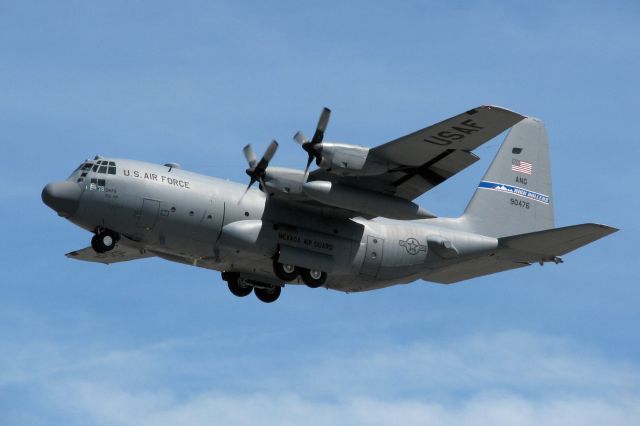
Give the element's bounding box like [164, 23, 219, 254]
[108, 161, 116, 175]
[89, 178, 106, 191]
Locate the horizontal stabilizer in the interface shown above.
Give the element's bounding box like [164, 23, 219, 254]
[423, 223, 617, 285]
[423, 256, 530, 284]
[499, 223, 618, 258]
[66, 244, 153, 264]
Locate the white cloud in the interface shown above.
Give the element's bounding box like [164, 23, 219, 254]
[42, 384, 640, 426]
[4, 330, 639, 425]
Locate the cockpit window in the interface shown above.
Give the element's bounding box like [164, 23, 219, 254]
[74, 162, 94, 172]
[90, 160, 117, 174]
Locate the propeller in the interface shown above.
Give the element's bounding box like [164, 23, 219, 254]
[294, 107, 331, 172]
[239, 140, 278, 203]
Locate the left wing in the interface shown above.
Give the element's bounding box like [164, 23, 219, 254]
[66, 244, 153, 264]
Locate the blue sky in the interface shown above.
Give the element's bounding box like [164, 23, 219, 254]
[1, 1, 639, 424]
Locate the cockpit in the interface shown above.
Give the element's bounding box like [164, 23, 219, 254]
[71, 158, 118, 183]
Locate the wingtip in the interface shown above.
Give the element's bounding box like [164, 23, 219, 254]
[479, 104, 527, 121]
[594, 223, 620, 233]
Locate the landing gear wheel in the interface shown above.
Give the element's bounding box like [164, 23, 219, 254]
[91, 230, 119, 253]
[273, 261, 299, 282]
[227, 276, 253, 297]
[254, 286, 281, 303]
[300, 268, 327, 288]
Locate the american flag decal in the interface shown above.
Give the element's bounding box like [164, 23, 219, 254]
[512, 159, 532, 175]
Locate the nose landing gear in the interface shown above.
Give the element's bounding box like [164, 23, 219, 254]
[91, 229, 120, 253]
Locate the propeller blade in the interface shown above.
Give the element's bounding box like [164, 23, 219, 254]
[238, 177, 256, 204]
[243, 144, 257, 168]
[311, 107, 331, 144]
[294, 131, 307, 145]
[304, 153, 314, 173]
[254, 140, 278, 174]
[263, 140, 278, 162]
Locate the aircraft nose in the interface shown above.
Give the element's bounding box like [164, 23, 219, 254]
[41, 181, 82, 217]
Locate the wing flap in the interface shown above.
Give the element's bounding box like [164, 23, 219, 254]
[390, 149, 480, 200]
[66, 244, 153, 264]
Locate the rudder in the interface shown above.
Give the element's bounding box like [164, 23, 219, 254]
[462, 117, 554, 237]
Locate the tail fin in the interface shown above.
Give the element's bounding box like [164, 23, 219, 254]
[462, 117, 554, 237]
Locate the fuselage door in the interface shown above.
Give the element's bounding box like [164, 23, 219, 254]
[361, 235, 383, 277]
[198, 199, 225, 243]
[136, 198, 160, 230]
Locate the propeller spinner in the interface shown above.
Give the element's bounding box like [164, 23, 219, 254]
[294, 107, 331, 172]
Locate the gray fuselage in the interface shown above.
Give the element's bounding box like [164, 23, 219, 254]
[60, 157, 497, 292]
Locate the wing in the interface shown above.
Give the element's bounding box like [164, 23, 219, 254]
[66, 244, 153, 264]
[310, 105, 525, 200]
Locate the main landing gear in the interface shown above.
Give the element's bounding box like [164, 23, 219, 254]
[221, 260, 328, 303]
[222, 272, 282, 303]
[91, 229, 120, 253]
[273, 260, 327, 288]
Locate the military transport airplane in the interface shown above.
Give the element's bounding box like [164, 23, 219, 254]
[42, 106, 617, 303]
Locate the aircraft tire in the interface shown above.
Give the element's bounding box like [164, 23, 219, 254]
[227, 277, 253, 297]
[91, 234, 105, 253]
[273, 261, 299, 282]
[300, 269, 327, 288]
[91, 230, 118, 253]
[254, 286, 281, 303]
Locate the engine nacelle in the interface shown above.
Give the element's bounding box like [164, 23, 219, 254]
[317, 143, 387, 176]
[263, 167, 306, 194]
[218, 220, 278, 257]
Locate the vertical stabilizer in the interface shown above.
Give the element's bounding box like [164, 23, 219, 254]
[462, 117, 554, 237]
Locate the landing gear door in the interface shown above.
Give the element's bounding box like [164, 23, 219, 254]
[361, 235, 383, 277]
[136, 198, 160, 230]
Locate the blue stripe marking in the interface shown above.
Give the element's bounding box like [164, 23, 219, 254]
[478, 181, 550, 204]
